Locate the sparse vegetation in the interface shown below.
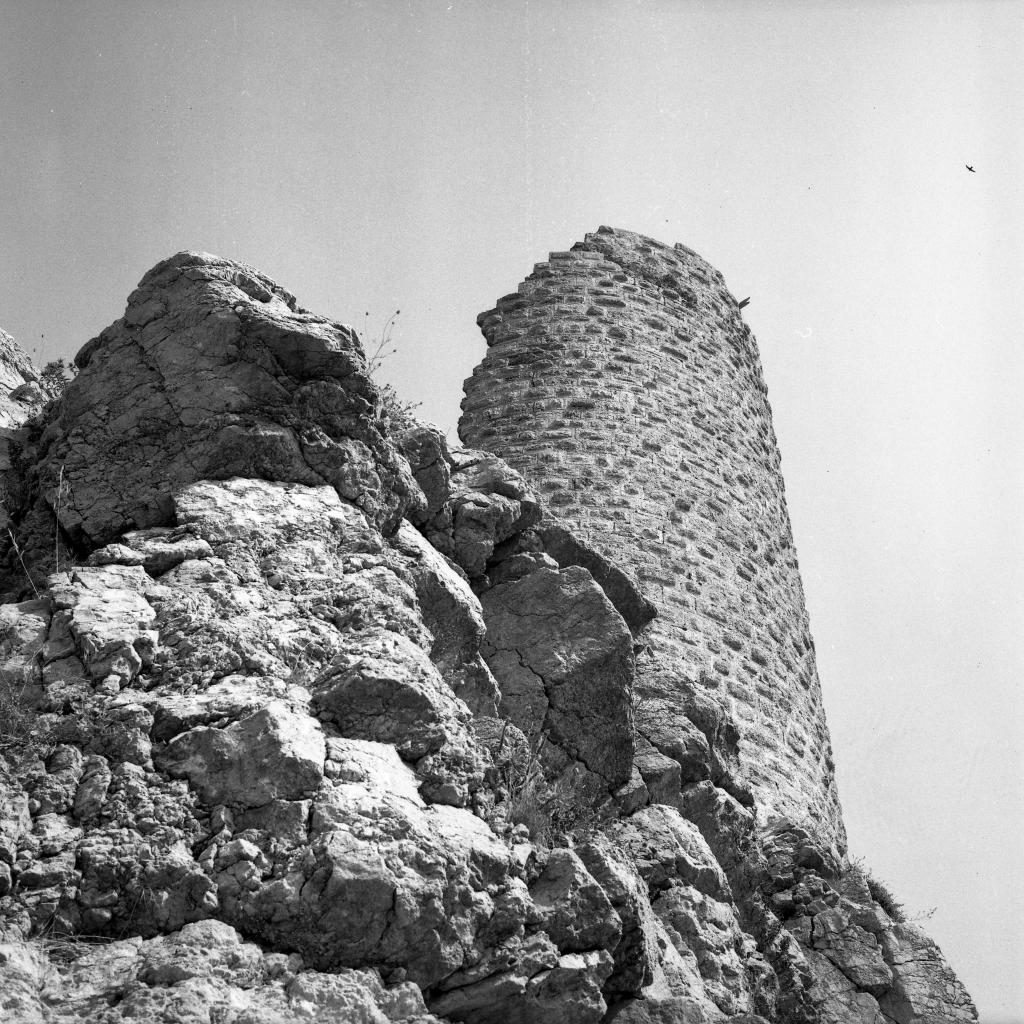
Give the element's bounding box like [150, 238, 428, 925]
[6, 525, 40, 598]
[496, 727, 598, 846]
[39, 357, 77, 399]
[0, 666, 52, 764]
[364, 309, 401, 375]
[362, 309, 423, 429]
[845, 855, 907, 922]
[378, 383, 423, 431]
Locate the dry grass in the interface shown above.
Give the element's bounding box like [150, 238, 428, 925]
[496, 728, 598, 846]
[845, 856, 907, 923]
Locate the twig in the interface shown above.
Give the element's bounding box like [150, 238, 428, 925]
[54, 464, 64, 573]
[7, 527, 39, 598]
[365, 309, 401, 375]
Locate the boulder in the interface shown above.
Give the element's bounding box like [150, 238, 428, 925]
[228, 737, 513, 986]
[606, 805, 731, 902]
[811, 907, 892, 997]
[804, 947, 887, 1024]
[528, 847, 621, 953]
[390, 521, 499, 715]
[36, 252, 422, 548]
[576, 835, 660, 996]
[0, 920, 444, 1023]
[877, 923, 978, 1023]
[480, 566, 635, 789]
[538, 523, 656, 635]
[311, 628, 472, 760]
[157, 701, 325, 808]
[651, 884, 752, 1016]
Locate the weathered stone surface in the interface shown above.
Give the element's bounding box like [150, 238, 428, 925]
[0, 329, 45, 431]
[877, 923, 978, 1023]
[575, 835, 660, 996]
[391, 521, 499, 716]
[677, 781, 757, 878]
[529, 847, 621, 953]
[607, 805, 731, 902]
[431, 937, 614, 1024]
[227, 737, 511, 985]
[0, 920, 443, 1023]
[48, 565, 157, 685]
[158, 701, 325, 807]
[36, 252, 422, 548]
[88, 526, 214, 576]
[652, 883, 752, 1016]
[397, 423, 453, 521]
[634, 738, 682, 806]
[804, 947, 887, 1024]
[480, 565, 634, 788]
[311, 628, 471, 760]
[0, 246, 979, 1023]
[538, 523, 656, 635]
[811, 907, 892, 996]
[418, 446, 542, 580]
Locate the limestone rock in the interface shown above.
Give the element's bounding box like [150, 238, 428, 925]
[405, 429, 542, 581]
[390, 520, 499, 715]
[36, 252, 422, 548]
[528, 847, 621, 954]
[228, 737, 512, 985]
[48, 565, 157, 686]
[480, 565, 635, 789]
[538, 523, 656, 635]
[677, 781, 757, 878]
[310, 628, 483, 795]
[430, 934, 614, 1024]
[0, 920, 444, 1023]
[652, 883, 753, 1016]
[810, 907, 892, 997]
[575, 835, 660, 996]
[87, 526, 214, 576]
[607, 805, 732, 902]
[877, 923, 978, 1023]
[0, 329, 44, 431]
[397, 423, 452, 521]
[804, 947, 887, 1024]
[157, 701, 325, 808]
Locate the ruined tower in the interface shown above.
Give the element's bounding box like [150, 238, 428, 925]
[460, 226, 845, 850]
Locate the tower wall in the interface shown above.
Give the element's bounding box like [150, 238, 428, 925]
[460, 226, 845, 847]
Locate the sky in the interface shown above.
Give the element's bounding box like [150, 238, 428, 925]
[1, 0, 1021, 1018]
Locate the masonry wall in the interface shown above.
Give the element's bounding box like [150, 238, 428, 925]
[460, 226, 845, 848]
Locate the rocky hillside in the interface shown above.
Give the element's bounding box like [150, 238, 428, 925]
[0, 251, 975, 1022]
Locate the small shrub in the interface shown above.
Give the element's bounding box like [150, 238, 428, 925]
[0, 669, 53, 764]
[39, 358, 77, 399]
[360, 309, 424, 431]
[378, 382, 423, 432]
[864, 873, 906, 922]
[496, 729, 599, 846]
[845, 856, 906, 923]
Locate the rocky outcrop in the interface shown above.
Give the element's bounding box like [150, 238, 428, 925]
[0, 918, 445, 1023]
[0, 243, 976, 1024]
[39, 252, 422, 548]
[0, 329, 47, 431]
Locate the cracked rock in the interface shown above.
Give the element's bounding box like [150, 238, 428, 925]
[480, 565, 635, 790]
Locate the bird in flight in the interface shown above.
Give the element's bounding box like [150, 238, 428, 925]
[966, 165, 975, 172]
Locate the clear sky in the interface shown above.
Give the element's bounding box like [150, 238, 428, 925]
[2, 1, 1021, 1018]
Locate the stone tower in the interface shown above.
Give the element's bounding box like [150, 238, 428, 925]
[461, 226, 845, 851]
